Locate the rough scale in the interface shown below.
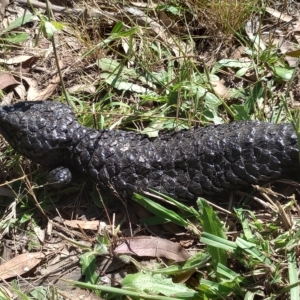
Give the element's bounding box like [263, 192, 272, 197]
[0, 101, 298, 200]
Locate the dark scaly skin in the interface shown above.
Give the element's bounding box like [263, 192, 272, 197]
[0, 101, 298, 200]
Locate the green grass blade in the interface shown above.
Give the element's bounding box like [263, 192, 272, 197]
[200, 232, 237, 251]
[197, 198, 228, 272]
[235, 238, 274, 267]
[147, 189, 200, 217]
[66, 279, 193, 300]
[287, 250, 299, 300]
[132, 193, 189, 227]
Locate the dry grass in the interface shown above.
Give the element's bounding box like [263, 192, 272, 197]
[187, 0, 259, 34]
[0, 0, 300, 299]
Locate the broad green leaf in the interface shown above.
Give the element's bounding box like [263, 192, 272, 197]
[204, 92, 222, 108]
[236, 67, 250, 77]
[153, 251, 210, 275]
[51, 21, 64, 30]
[43, 21, 58, 38]
[29, 287, 48, 300]
[80, 252, 99, 284]
[157, 5, 181, 16]
[273, 66, 294, 80]
[40, 15, 48, 22]
[102, 74, 156, 94]
[121, 273, 195, 296]
[2, 14, 34, 33]
[98, 58, 139, 80]
[211, 59, 252, 74]
[97, 58, 120, 73]
[142, 119, 189, 137]
[201, 109, 224, 124]
[141, 119, 166, 138]
[231, 104, 251, 120]
[0, 33, 29, 43]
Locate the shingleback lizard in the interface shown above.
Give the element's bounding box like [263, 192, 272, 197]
[0, 101, 298, 200]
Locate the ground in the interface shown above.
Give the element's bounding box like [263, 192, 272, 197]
[0, 0, 300, 299]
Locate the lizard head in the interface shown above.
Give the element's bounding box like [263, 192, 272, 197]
[0, 101, 81, 167]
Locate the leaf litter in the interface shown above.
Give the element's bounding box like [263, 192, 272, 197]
[1, 0, 300, 299]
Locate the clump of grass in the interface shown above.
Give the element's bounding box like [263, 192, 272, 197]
[189, 0, 259, 35]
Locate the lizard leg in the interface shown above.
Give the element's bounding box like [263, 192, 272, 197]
[48, 167, 72, 187]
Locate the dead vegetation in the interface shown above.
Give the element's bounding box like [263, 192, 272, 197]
[1, 0, 300, 299]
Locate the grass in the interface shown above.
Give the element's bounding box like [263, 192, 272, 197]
[0, 0, 300, 299]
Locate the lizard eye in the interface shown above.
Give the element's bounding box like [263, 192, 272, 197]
[3, 122, 15, 131]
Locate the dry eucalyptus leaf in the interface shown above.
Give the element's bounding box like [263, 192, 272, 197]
[35, 60, 63, 99]
[0, 252, 45, 281]
[21, 76, 39, 100]
[33, 226, 45, 243]
[0, 55, 34, 65]
[210, 80, 230, 99]
[0, 73, 18, 89]
[231, 46, 245, 60]
[114, 236, 190, 262]
[0, 0, 9, 15]
[63, 219, 106, 231]
[265, 7, 293, 23]
[158, 10, 172, 27]
[67, 84, 96, 94]
[14, 84, 26, 99]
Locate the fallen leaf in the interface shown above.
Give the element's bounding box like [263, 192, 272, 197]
[210, 80, 230, 99]
[0, 252, 45, 281]
[63, 219, 106, 231]
[30, 60, 64, 100]
[33, 226, 45, 243]
[17, 56, 40, 74]
[0, 55, 34, 64]
[278, 40, 298, 67]
[245, 17, 266, 51]
[158, 10, 172, 27]
[130, 2, 152, 8]
[13, 84, 26, 99]
[0, 73, 18, 89]
[265, 7, 293, 22]
[67, 84, 96, 94]
[114, 236, 190, 262]
[1, 91, 14, 105]
[285, 49, 300, 58]
[231, 46, 245, 60]
[23, 76, 39, 100]
[0, 0, 9, 15]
